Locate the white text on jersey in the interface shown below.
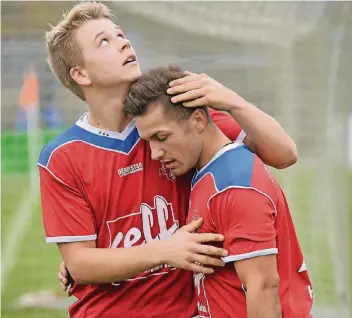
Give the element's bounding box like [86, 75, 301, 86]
[118, 162, 143, 177]
[107, 195, 179, 249]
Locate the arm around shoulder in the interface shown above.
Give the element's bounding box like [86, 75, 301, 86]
[58, 219, 228, 284]
[228, 100, 298, 169]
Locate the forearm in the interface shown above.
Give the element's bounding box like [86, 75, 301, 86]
[246, 286, 282, 318]
[65, 241, 163, 284]
[228, 98, 297, 169]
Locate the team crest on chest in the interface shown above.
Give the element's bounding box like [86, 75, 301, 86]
[159, 162, 175, 181]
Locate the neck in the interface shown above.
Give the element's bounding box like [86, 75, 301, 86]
[84, 84, 133, 132]
[195, 125, 231, 170]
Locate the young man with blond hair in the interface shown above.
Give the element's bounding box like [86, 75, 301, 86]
[40, 2, 298, 317]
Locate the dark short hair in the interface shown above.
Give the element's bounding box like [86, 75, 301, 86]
[124, 64, 210, 121]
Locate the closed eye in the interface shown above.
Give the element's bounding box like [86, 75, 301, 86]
[156, 135, 167, 142]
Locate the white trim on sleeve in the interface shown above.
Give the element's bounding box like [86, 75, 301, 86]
[222, 248, 278, 263]
[298, 260, 307, 272]
[46, 234, 97, 243]
[236, 130, 247, 144]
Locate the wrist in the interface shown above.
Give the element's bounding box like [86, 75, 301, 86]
[224, 91, 247, 112]
[148, 239, 169, 265]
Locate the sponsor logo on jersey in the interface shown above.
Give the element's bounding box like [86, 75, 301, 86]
[118, 162, 143, 177]
[106, 195, 179, 284]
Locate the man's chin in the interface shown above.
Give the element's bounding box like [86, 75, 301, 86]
[172, 167, 191, 177]
[130, 67, 142, 81]
[121, 67, 142, 85]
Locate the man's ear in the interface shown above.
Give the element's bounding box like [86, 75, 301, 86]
[70, 66, 91, 87]
[190, 108, 208, 133]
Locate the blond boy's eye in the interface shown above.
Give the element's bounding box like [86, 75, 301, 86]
[101, 39, 109, 46]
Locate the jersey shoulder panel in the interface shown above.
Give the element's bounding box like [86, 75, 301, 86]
[38, 124, 81, 168]
[38, 122, 140, 168]
[192, 144, 255, 192]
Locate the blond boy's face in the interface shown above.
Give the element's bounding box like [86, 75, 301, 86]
[75, 18, 141, 88]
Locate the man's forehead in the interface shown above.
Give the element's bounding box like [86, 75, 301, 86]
[136, 113, 169, 138]
[95, 24, 122, 35]
[136, 114, 163, 131]
[79, 19, 121, 36]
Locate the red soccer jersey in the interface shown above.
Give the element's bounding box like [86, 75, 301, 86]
[187, 143, 313, 318]
[38, 111, 244, 318]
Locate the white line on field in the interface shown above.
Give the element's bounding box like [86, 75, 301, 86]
[1, 175, 40, 292]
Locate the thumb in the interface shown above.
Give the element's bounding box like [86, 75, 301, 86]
[180, 217, 203, 233]
[60, 262, 67, 275]
[184, 70, 197, 76]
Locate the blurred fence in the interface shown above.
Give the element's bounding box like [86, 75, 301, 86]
[1, 2, 351, 317]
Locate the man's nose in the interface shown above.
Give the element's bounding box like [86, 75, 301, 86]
[118, 38, 131, 52]
[150, 142, 164, 161]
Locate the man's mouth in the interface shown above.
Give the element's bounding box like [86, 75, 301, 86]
[123, 54, 137, 66]
[163, 160, 176, 169]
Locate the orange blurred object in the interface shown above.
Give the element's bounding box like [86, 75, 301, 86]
[19, 68, 39, 110]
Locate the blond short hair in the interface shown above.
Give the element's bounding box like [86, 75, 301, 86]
[45, 2, 115, 100]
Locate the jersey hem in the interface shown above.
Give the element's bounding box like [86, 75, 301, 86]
[222, 248, 278, 263]
[46, 234, 97, 243]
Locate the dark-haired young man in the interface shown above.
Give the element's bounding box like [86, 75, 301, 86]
[124, 65, 313, 318]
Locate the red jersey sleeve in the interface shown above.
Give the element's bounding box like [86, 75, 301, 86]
[39, 166, 97, 243]
[209, 108, 246, 142]
[209, 188, 277, 262]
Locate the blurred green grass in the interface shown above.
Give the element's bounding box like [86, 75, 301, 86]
[1, 174, 66, 318]
[1, 169, 351, 317]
